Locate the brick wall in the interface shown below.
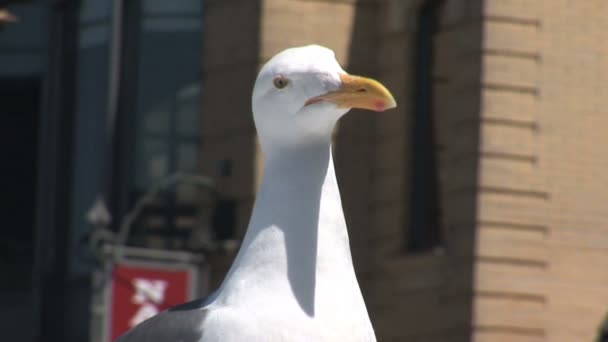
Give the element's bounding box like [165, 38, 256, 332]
[473, 1, 548, 341]
[474, 1, 608, 341]
[537, 1, 608, 339]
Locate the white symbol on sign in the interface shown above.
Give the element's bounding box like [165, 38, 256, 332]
[129, 303, 160, 327]
[129, 278, 168, 327]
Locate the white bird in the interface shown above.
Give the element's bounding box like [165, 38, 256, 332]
[117, 45, 396, 342]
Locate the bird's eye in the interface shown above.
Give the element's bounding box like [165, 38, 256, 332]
[273, 76, 289, 89]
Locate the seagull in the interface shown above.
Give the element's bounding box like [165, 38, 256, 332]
[117, 45, 396, 342]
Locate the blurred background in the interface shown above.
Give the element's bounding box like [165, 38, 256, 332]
[1, 0, 607, 341]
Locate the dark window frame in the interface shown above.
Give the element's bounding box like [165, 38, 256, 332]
[406, 0, 444, 252]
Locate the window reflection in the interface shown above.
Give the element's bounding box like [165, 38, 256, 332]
[120, 0, 203, 248]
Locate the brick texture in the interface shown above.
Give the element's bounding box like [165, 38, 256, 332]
[474, 1, 608, 341]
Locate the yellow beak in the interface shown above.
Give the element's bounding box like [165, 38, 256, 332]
[305, 73, 397, 112]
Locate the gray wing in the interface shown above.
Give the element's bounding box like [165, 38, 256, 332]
[116, 299, 211, 342]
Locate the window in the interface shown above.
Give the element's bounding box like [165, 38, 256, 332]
[114, 0, 204, 249]
[407, 0, 444, 252]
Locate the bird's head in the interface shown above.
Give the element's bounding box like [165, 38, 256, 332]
[252, 45, 396, 150]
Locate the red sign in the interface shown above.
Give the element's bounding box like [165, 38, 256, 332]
[109, 263, 193, 341]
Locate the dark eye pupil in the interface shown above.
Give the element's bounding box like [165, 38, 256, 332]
[274, 77, 288, 89]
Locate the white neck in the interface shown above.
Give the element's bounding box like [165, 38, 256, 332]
[216, 137, 362, 317]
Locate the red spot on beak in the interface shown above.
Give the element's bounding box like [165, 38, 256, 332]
[374, 100, 386, 112]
